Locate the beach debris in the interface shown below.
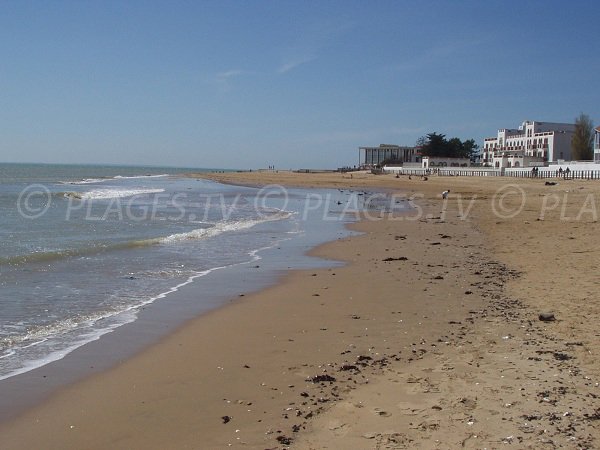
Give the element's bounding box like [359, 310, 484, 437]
[442, 190, 450, 199]
[583, 409, 600, 421]
[553, 352, 572, 361]
[221, 415, 232, 424]
[276, 435, 293, 445]
[502, 435, 515, 444]
[309, 374, 336, 383]
[538, 312, 556, 322]
[545, 181, 558, 186]
[382, 256, 408, 261]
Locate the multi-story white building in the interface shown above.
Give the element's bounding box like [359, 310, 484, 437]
[482, 120, 575, 168]
[358, 144, 419, 167]
[594, 126, 600, 162]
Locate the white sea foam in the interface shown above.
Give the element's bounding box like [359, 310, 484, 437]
[0, 315, 133, 382]
[79, 188, 165, 200]
[159, 212, 294, 244]
[113, 174, 169, 179]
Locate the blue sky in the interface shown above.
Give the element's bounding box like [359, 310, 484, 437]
[1, 0, 598, 169]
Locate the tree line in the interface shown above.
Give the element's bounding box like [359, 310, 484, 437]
[416, 133, 479, 161]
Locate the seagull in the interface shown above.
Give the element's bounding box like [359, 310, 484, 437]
[442, 190, 450, 199]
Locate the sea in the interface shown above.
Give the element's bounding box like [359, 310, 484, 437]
[0, 163, 403, 388]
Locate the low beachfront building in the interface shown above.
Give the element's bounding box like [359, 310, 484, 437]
[594, 126, 600, 162]
[358, 144, 419, 167]
[422, 156, 470, 169]
[482, 120, 575, 168]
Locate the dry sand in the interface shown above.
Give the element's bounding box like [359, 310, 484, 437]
[1, 170, 599, 449]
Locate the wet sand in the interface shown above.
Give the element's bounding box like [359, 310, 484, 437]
[1, 171, 599, 448]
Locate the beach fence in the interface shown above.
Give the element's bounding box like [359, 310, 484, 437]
[384, 166, 502, 177]
[383, 165, 600, 180]
[437, 168, 502, 177]
[504, 167, 600, 180]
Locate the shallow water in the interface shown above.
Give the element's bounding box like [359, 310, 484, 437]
[0, 164, 404, 383]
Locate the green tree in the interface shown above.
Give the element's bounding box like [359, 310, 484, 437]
[447, 137, 464, 158]
[571, 113, 594, 160]
[462, 139, 480, 162]
[419, 133, 479, 159]
[420, 132, 448, 157]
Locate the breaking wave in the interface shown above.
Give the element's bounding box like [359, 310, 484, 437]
[63, 188, 166, 200]
[1, 211, 293, 267]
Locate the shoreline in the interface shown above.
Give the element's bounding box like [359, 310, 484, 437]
[1, 172, 599, 448]
[0, 181, 360, 423]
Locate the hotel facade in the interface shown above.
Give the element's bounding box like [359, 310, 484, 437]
[595, 126, 600, 162]
[482, 120, 575, 168]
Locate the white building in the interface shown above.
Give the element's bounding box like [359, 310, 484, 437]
[422, 156, 470, 169]
[358, 144, 419, 167]
[594, 126, 600, 162]
[482, 120, 575, 168]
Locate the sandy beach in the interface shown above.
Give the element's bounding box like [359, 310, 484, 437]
[1, 171, 599, 449]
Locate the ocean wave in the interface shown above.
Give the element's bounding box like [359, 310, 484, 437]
[61, 178, 110, 185]
[1, 211, 294, 267]
[0, 241, 150, 266]
[61, 188, 166, 200]
[0, 258, 242, 381]
[61, 174, 169, 185]
[0, 310, 120, 351]
[80, 188, 166, 200]
[0, 209, 297, 381]
[113, 174, 169, 180]
[0, 310, 136, 381]
[159, 212, 293, 244]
